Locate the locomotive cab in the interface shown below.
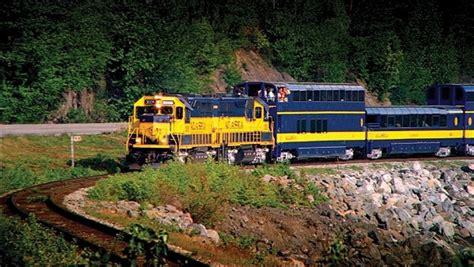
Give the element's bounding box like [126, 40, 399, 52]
[127, 95, 190, 165]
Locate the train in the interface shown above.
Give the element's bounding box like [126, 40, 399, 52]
[126, 82, 474, 167]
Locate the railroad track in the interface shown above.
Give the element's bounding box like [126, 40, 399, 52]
[0, 175, 207, 266]
[287, 155, 474, 168]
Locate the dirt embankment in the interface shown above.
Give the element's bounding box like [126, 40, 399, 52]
[210, 49, 296, 93]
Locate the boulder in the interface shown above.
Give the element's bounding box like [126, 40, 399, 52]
[187, 223, 207, 236]
[465, 182, 474, 195]
[441, 199, 454, 213]
[382, 173, 392, 183]
[206, 229, 220, 244]
[412, 161, 422, 172]
[459, 220, 474, 236]
[262, 174, 273, 183]
[440, 221, 455, 237]
[378, 181, 392, 194]
[393, 177, 408, 194]
[396, 208, 412, 223]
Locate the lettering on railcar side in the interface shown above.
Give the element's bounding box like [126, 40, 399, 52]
[226, 121, 243, 129]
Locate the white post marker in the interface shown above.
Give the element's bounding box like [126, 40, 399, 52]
[70, 135, 82, 168]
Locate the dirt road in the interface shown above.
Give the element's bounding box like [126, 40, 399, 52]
[0, 123, 127, 137]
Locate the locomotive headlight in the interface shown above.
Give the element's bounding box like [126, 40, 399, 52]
[155, 102, 161, 109]
[160, 137, 167, 144]
[135, 137, 142, 144]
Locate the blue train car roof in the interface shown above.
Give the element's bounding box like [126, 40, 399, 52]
[283, 82, 364, 91]
[455, 84, 474, 92]
[237, 81, 364, 90]
[366, 106, 462, 115]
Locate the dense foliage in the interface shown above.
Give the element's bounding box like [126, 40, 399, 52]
[1, 0, 472, 122]
[0, 215, 81, 265]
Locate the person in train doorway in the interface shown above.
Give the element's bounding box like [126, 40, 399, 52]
[267, 87, 276, 102]
[278, 86, 290, 102]
[258, 87, 268, 99]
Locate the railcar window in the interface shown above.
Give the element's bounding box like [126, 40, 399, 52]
[293, 91, 301, 101]
[367, 115, 377, 124]
[327, 90, 334, 101]
[427, 87, 436, 100]
[314, 90, 320, 101]
[433, 115, 440, 127]
[426, 115, 433, 126]
[440, 115, 447, 127]
[388, 116, 395, 127]
[162, 106, 173, 115]
[316, 120, 322, 133]
[176, 107, 183, 119]
[255, 107, 262, 119]
[300, 91, 307, 101]
[467, 92, 474, 102]
[410, 115, 417, 127]
[137, 106, 158, 116]
[297, 120, 307, 133]
[345, 91, 352, 101]
[352, 91, 358, 102]
[334, 90, 340, 101]
[403, 115, 410, 127]
[310, 120, 316, 133]
[307, 90, 313, 101]
[358, 91, 365, 102]
[441, 87, 450, 100]
[322, 120, 328, 132]
[321, 90, 328, 101]
[339, 90, 345, 100]
[395, 116, 402, 127]
[418, 115, 425, 127]
[455, 88, 464, 101]
[381, 115, 387, 127]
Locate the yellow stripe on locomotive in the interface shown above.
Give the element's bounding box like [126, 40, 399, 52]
[127, 94, 274, 165]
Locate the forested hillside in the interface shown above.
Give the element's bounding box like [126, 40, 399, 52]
[1, 0, 472, 123]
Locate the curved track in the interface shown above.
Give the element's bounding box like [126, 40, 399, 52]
[0, 175, 207, 267]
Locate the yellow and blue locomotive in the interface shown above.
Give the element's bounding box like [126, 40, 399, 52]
[126, 94, 273, 166]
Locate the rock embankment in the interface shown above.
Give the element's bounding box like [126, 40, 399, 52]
[310, 161, 473, 240]
[64, 188, 221, 244]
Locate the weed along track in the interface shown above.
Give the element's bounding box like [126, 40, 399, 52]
[0, 175, 207, 266]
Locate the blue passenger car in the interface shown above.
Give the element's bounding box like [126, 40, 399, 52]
[426, 84, 474, 155]
[234, 81, 366, 160]
[365, 106, 464, 158]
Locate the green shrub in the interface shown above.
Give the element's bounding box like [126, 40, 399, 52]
[89, 161, 327, 227]
[0, 215, 81, 265]
[123, 223, 168, 266]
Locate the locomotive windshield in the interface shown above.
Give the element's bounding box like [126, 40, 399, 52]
[136, 106, 173, 117]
